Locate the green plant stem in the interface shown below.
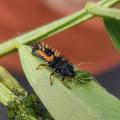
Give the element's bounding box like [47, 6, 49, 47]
[99, 0, 120, 7]
[87, 2, 120, 20]
[0, 83, 15, 105]
[0, 66, 25, 92]
[0, 0, 120, 57]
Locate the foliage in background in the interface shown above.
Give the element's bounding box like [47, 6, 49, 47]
[104, 18, 120, 51]
[0, 66, 53, 120]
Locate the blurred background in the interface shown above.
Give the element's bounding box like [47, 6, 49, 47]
[0, 0, 120, 119]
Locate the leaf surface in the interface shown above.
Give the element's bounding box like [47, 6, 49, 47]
[19, 45, 120, 120]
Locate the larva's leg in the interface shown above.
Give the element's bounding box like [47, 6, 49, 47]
[61, 77, 73, 89]
[70, 78, 78, 88]
[50, 72, 56, 85]
[61, 77, 64, 81]
[36, 64, 48, 70]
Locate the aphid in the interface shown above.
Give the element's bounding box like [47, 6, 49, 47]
[32, 42, 92, 87]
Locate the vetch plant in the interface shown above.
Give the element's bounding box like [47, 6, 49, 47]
[0, 0, 120, 120]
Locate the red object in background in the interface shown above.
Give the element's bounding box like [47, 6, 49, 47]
[0, 0, 120, 76]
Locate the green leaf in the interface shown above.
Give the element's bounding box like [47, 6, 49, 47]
[104, 18, 120, 51]
[19, 45, 120, 120]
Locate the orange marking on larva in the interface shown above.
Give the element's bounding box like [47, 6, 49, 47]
[36, 50, 45, 57]
[36, 50, 54, 62]
[45, 55, 54, 62]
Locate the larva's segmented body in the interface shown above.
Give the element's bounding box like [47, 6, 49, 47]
[32, 42, 76, 78]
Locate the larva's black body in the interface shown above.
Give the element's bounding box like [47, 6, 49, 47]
[49, 56, 76, 77]
[32, 43, 76, 78]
